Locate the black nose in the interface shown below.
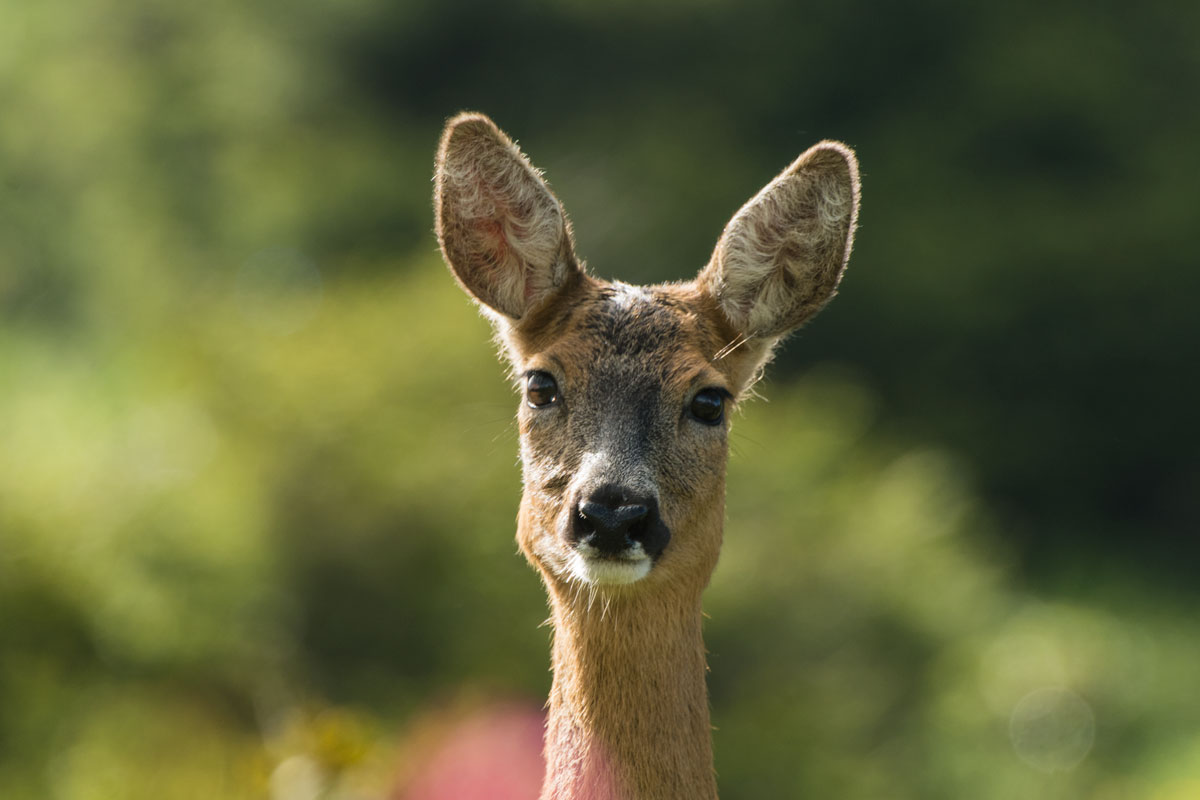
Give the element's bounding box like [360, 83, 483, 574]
[571, 485, 670, 558]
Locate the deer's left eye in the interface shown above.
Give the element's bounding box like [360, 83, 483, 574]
[689, 388, 726, 425]
[526, 371, 559, 408]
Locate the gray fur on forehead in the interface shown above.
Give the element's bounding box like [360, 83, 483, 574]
[576, 289, 685, 358]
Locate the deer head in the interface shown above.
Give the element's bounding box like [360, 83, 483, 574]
[436, 111, 858, 598]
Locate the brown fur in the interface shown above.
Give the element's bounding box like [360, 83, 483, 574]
[433, 112, 860, 799]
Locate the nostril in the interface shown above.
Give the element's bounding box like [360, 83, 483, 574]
[579, 501, 649, 531]
[575, 503, 641, 554]
[571, 492, 669, 559]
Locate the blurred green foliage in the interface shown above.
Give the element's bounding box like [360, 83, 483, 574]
[1, 0, 1197, 798]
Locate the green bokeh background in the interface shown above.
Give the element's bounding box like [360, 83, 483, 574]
[2, 1, 1197, 798]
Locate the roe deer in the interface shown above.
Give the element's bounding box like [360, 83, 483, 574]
[434, 112, 860, 800]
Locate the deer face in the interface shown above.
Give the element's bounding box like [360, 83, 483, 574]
[508, 280, 756, 590]
[434, 112, 859, 593]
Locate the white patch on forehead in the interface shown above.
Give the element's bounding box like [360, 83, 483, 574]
[608, 281, 655, 311]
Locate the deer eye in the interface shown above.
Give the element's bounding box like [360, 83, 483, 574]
[526, 371, 559, 408]
[689, 388, 726, 425]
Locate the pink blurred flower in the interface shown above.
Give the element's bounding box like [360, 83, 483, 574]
[398, 702, 545, 800]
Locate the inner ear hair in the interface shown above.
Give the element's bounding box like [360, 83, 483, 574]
[699, 140, 860, 339]
[434, 112, 577, 320]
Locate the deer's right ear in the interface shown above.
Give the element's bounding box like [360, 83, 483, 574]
[434, 112, 579, 320]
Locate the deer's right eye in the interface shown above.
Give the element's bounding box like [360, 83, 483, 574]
[526, 371, 559, 408]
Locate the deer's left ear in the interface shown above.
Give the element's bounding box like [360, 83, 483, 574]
[697, 141, 860, 339]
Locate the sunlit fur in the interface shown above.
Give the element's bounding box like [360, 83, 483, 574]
[434, 112, 860, 800]
[697, 142, 861, 338]
[434, 113, 577, 320]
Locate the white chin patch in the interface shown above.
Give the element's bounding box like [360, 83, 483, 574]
[567, 549, 652, 586]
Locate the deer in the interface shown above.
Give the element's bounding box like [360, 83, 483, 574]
[433, 112, 860, 800]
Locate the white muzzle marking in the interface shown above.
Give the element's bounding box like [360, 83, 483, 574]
[567, 544, 652, 586]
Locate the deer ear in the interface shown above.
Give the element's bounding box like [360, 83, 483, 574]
[435, 112, 579, 320]
[697, 141, 860, 339]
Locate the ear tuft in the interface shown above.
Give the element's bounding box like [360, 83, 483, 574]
[698, 140, 860, 338]
[434, 112, 578, 319]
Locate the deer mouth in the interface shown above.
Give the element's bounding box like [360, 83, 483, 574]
[561, 487, 671, 588]
[566, 543, 653, 586]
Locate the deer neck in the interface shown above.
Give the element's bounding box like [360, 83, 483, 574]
[540, 579, 717, 800]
